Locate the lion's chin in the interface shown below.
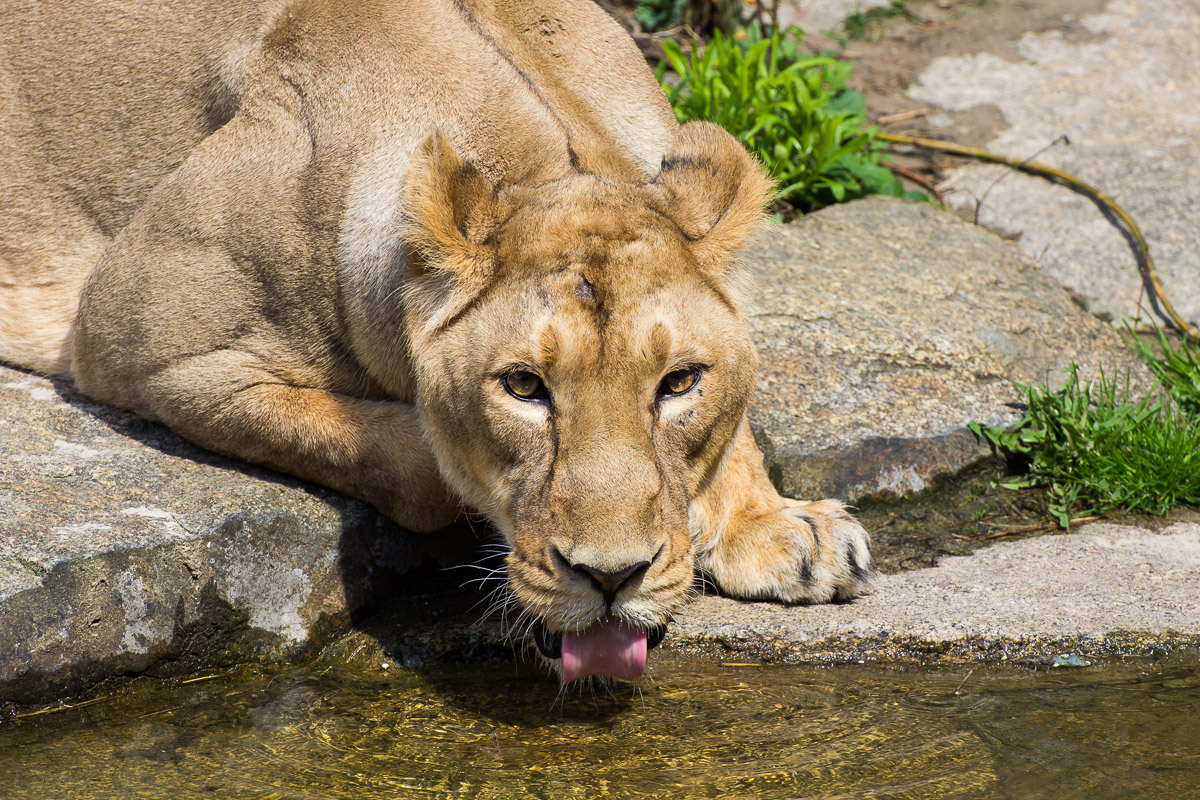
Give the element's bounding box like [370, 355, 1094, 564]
[533, 617, 669, 682]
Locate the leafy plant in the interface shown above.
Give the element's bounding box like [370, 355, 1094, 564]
[970, 350, 1200, 528]
[635, 0, 743, 35]
[657, 26, 924, 215]
[843, 0, 925, 41]
[1127, 325, 1200, 417]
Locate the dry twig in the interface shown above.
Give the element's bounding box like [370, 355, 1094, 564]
[10, 696, 108, 720]
[976, 515, 1100, 540]
[878, 132, 1200, 342]
[878, 107, 931, 124]
[882, 161, 945, 205]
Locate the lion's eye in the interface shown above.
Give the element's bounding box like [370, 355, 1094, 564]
[503, 370, 549, 401]
[658, 368, 700, 398]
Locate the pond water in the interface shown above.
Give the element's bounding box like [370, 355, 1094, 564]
[2, 657, 1197, 799]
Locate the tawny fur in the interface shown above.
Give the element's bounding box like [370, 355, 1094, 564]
[0, 0, 871, 635]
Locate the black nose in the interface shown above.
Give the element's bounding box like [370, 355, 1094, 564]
[551, 547, 653, 605]
[572, 560, 650, 596]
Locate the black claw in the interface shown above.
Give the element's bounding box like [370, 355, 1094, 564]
[847, 548, 874, 582]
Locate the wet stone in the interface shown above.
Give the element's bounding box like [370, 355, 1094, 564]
[326, 522, 1200, 671]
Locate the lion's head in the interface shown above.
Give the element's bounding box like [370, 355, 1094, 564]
[401, 122, 772, 680]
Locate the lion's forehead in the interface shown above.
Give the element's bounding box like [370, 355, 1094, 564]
[515, 267, 727, 374]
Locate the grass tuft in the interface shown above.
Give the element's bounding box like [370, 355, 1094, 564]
[971, 332, 1200, 528]
[843, 0, 925, 41]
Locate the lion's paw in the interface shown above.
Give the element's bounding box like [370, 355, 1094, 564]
[698, 498, 874, 604]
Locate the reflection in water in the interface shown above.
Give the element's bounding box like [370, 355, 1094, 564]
[1, 658, 1197, 799]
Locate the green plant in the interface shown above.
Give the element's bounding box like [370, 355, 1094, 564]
[657, 27, 924, 215]
[970, 356, 1200, 528]
[843, 0, 925, 41]
[1128, 325, 1200, 417]
[636, 0, 743, 35]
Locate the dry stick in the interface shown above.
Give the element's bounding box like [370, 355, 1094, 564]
[882, 161, 945, 205]
[179, 673, 229, 685]
[878, 132, 1200, 343]
[976, 515, 1100, 540]
[972, 135, 1069, 227]
[10, 696, 109, 720]
[878, 107, 931, 124]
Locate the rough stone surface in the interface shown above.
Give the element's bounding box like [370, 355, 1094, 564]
[0, 369, 447, 703]
[909, 0, 1200, 328]
[671, 522, 1200, 662]
[745, 196, 1148, 501]
[0, 197, 1161, 703]
[326, 522, 1200, 671]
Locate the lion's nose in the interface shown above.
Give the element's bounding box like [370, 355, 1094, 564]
[551, 544, 658, 604]
[572, 560, 651, 599]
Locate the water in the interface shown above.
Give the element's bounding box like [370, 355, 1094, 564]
[2, 657, 1197, 799]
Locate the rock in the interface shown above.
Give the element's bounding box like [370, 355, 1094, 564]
[745, 195, 1147, 502]
[669, 522, 1200, 663]
[908, 0, 1200, 328]
[325, 522, 1200, 670]
[0, 371, 459, 704]
[0, 197, 1157, 703]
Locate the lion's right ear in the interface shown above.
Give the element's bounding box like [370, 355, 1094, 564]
[653, 122, 773, 278]
[403, 131, 500, 290]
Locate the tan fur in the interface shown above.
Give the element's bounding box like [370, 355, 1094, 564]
[1, 0, 871, 640]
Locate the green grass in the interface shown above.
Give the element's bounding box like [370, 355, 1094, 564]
[1129, 326, 1200, 416]
[635, 0, 742, 35]
[842, 0, 925, 41]
[970, 331, 1200, 528]
[656, 26, 926, 216]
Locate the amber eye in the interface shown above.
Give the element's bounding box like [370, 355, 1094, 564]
[503, 370, 549, 401]
[658, 368, 700, 398]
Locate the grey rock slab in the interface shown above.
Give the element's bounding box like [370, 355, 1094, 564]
[0, 197, 1157, 703]
[327, 522, 1200, 671]
[744, 195, 1148, 502]
[0, 367, 436, 704]
[909, 0, 1200, 328]
[671, 522, 1200, 662]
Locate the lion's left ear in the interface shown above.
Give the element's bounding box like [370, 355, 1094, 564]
[402, 131, 505, 334]
[403, 131, 501, 289]
[653, 121, 774, 276]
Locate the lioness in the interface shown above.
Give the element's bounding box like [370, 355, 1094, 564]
[0, 0, 872, 681]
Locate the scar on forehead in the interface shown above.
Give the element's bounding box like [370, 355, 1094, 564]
[573, 275, 596, 303]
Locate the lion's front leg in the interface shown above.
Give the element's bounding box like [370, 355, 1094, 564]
[76, 347, 461, 533]
[691, 413, 874, 603]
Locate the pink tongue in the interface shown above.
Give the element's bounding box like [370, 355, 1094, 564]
[561, 617, 648, 683]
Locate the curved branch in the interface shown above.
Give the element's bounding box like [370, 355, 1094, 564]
[879, 132, 1198, 342]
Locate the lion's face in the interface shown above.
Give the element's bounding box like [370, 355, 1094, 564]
[400, 123, 771, 673]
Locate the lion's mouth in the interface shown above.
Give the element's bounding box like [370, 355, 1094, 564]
[533, 617, 669, 682]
